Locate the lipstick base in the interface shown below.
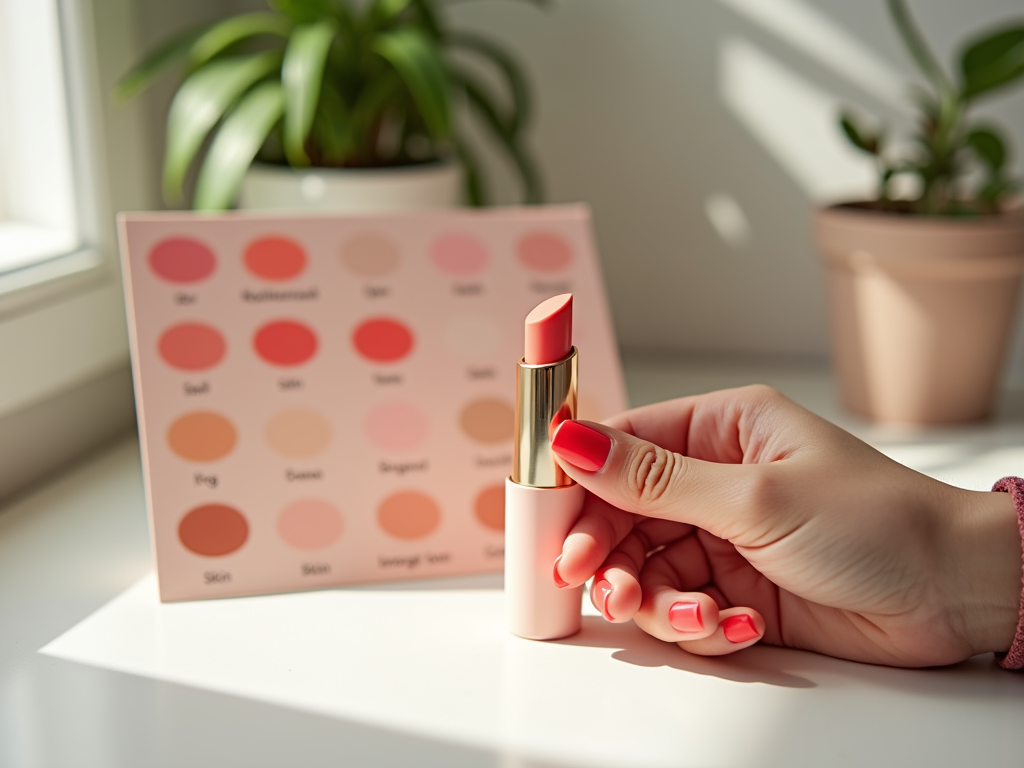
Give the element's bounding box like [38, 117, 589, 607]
[505, 478, 584, 640]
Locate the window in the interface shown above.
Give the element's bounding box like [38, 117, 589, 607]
[0, 0, 137, 502]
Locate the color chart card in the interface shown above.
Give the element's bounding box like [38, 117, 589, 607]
[118, 206, 627, 602]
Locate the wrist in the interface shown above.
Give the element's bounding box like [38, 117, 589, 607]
[943, 487, 1021, 656]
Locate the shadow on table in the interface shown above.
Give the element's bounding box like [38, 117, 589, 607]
[555, 616, 816, 688]
[557, 616, 1024, 699]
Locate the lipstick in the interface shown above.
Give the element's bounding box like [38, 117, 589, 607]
[506, 293, 585, 640]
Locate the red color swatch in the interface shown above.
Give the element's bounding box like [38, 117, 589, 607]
[158, 322, 226, 371]
[352, 318, 414, 363]
[178, 504, 249, 557]
[243, 236, 306, 280]
[254, 320, 318, 366]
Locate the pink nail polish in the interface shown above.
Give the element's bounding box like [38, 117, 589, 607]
[551, 421, 612, 472]
[722, 614, 760, 644]
[594, 579, 614, 621]
[553, 555, 569, 589]
[669, 601, 703, 633]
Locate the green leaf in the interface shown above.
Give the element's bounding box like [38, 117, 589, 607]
[270, 0, 338, 24]
[194, 82, 286, 210]
[310, 82, 355, 163]
[187, 13, 292, 70]
[409, 0, 443, 39]
[966, 126, 1007, 171]
[447, 31, 531, 134]
[374, 27, 452, 138]
[113, 23, 211, 101]
[959, 27, 1024, 100]
[839, 112, 878, 154]
[282, 20, 337, 166]
[370, 0, 414, 24]
[452, 67, 542, 203]
[162, 52, 281, 205]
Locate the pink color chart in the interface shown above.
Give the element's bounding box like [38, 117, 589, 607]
[118, 206, 626, 601]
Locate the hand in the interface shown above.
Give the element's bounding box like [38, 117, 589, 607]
[551, 385, 1021, 666]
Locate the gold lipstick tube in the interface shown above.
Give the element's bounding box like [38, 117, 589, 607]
[511, 348, 578, 488]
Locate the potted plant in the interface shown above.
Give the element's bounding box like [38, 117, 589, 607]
[117, 0, 543, 212]
[815, 0, 1024, 423]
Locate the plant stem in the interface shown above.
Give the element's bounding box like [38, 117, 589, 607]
[887, 0, 952, 98]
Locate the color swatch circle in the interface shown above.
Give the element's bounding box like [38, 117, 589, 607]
[167, 412, 237, 462]
[444, 315, 501, 358]
[254, 320, 318, 366]
[158, 322, 226, 371]
[364, 402, 429, 451]
[352, 318, 413, 363]
[265, 409, 332, 457]
[474, 484, 505, 532]
[277, 499, 343, 550]
[149, 237, 216, 283]
[178, 504, 248, 556]
[244, 236, 306, 280]
[431, 233, 488, 276]
[341, 234, 401, 277]
[459, 398, 514, 444]
[517, 232, 572, 272]
[377, 491, 441, 540]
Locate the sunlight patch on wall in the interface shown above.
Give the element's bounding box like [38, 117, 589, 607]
[718, 0, 905, 109]
[720, 36, 875, 203]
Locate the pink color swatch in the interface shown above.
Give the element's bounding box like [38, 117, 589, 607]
[149, 237, 216, 283]
[431, 233, 488, 275]
[277, 499, 343, 550]
[118, 206, 627, 601]
[517, 232, 572, 272]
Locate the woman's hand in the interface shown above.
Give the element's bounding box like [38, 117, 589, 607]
[551, 385, 1021, 666]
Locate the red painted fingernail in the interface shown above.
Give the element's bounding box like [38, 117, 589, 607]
[669, 601, 703, 633]
[594, 579, 614, 621]
[722, 614, 760, 644]
[551, 421, 612, 472]
[553, 555, 569, 588]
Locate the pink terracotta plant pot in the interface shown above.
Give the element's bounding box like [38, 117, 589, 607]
[814, 204, 1024, 424]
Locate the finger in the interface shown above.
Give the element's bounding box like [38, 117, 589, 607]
[675, 607, 765, 656]
[631, 533, 717, 640]
[550, 419, 767, 541]
[601, 385, 796, 464]
[554, 493, 637, 588]
[586, 518, 693, 623]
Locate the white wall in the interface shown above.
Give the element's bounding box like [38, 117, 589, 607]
[447, 0, 1024, 369]
[123, 0, 1024, 369]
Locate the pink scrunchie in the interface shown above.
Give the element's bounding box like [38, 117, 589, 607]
[992, 477, 1024, 670]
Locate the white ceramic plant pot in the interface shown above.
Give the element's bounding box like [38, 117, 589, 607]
[237, 159, 462, 213]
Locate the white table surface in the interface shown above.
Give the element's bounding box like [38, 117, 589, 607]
[4, 352, 1024, 768]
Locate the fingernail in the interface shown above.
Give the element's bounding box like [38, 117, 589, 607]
[722, 614, 760, 644]
[668, 601, 703, 633]
[551, 421, 612, 472]
[594, 579, 614, 621]
[553, 555, 569, 589]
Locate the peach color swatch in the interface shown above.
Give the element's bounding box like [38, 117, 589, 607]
[118, 206, 627, 601]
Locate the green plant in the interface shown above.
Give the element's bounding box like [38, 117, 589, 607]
[839, 0, 1024, 215]
[117, 0, 544, 210]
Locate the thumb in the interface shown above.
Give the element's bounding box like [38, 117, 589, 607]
[550, 419, 761, 541]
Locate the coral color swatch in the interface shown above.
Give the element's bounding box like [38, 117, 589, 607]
[118, 206, 627, 601]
